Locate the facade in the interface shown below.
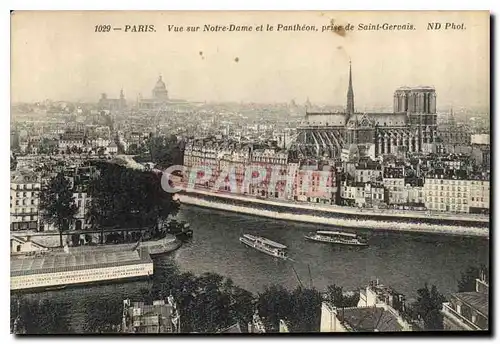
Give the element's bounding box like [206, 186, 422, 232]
[121, 297, 180, 333]
[442, 273, 489, 331]
[423, 175, 489, 214]
[340, 181, 385, 208]
[383, 166, 405, 204]
[470, 134, 491, 173]
[58, 127, 86, 152]
[468, 179, 490, 214]
[73, 190, 89, 231]
[10, 249, 154, 291]
[293, 161, 336, 204]
[10, 170, 41, 231]
[320, 280, 413, 332]
[183, 138, 338, 205]
[292, 63, 438, 159]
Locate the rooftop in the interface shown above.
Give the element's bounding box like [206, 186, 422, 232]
[11, 249, 150, 277]
[339, 306, 403, 332]
[395, 86, 435, 91]
[453, 292, 489, 317]
[219, 323, 243, 333]
[123, 299, 177, 334]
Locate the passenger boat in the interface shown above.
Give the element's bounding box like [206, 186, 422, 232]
[239, 234, 288, 259]
[304, 230, 368, 246]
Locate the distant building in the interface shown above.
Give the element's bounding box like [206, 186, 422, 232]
[58, 127, 86, 152]
[10, 170, 40, 231]
[121, 297, 180, 333]
[442, 271, 489, 331]
[471, 134, 490, 170]
[320, 280, 414, 332]
[98, 89, 126, 111]
[107, 141, 118, 155]
[137, 75, 170, 111]
[470, 134, 490, 146]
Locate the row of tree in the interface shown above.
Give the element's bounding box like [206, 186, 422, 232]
[132, 134, 184, 169]
[86, 162, 179, 233]
[39, 161, 180, 247]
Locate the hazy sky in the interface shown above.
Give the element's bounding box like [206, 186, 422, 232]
[11, 11, 489, 109]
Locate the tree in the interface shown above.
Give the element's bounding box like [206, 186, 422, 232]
[97, 147, 106, 156]
[12, 297, 71, 334]
[228, 285, 255, 329]
[86, 162, 179, 235]
[325, 284, 359, 308]
[82, 296, 122, 333]
[136, 134, 183, 168]
[39, 172, 78, 247]
[287, 287, 323, 332]
[410, 283, 446, 330]
[257, 285, 292, 332]
[457, 265, 488, 292]
[10, 153, 17, 171]
[38, 138, 57, 155]
[190, 273, 233, 333]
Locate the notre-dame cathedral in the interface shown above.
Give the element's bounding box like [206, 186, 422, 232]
[292, 62, 438, 161]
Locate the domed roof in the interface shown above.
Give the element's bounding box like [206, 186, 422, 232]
[154, 75, 166, 90]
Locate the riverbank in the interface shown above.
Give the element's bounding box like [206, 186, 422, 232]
[177, 188, 488, 225]
[175, 193, 488, 237]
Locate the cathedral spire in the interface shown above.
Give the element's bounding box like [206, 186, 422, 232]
[346, 59, 355, 115]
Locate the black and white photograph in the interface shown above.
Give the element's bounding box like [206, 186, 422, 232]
[9, 10, 490, 334]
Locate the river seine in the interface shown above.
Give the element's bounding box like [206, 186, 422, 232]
[12, 205, 489, 332]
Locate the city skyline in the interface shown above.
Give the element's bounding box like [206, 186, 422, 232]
[10, 10, 490, 335]
[11, 11, 489, 109]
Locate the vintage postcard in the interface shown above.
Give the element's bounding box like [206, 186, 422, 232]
[10, 10, 490, 334]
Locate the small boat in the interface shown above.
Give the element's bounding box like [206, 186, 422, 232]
[240, 234, 288, 259]
[174, 229, 193, 241]
[304, 230, 368, 246]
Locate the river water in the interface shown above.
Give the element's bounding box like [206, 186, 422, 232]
[11, 205, 489, 332]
